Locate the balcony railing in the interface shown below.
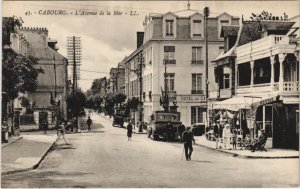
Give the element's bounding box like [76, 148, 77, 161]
[236, 81, 299, 95]
[163, 91, 177, 101]
[164, 59, 176, 64]
[283, 81, 299, 92]
[191, 90, 204, 94]
[191, 60, 204, 64]
[236, 35, 295, 59]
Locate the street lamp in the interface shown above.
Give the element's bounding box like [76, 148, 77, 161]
[204, 7, 210, 129]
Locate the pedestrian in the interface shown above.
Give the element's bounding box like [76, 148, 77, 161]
[232, 130, 237, 150]
[177, 123, 185, 143]
[182, 127, 196, 161]
[213, 122, 220, 149]
[222, 123, 231, 150]
[57, 120, 69, 144]
[251, 130, 268, 152]
[86, 116, 92, 132]
[127, 121, 133, 141]
[166, 122, 174, 142]
[41, 119, 48, 134]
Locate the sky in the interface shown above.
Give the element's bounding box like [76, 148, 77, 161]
[3, 1, 299, 91]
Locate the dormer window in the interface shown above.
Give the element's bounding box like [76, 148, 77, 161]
[193, 20, 202, 37]
[166, 20, 174, 36]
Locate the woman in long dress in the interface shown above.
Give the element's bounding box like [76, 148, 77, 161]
[127, 122, 133, 141]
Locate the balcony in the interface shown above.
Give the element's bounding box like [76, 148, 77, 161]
[164, 59, 176, 64]
[236, 81, 299, 95]
[163, 91, 177, 101]
[191, 90, 204, 94]
[283, 81, 299, 93]
[191, 60, 204, 64]
[220, 88, 232, 98]
[236, 35, 296, 62]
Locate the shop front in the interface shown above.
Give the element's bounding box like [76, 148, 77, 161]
[211, 95, 280, 148]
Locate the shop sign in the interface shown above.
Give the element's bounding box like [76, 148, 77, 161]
[177, 95, 206, 102]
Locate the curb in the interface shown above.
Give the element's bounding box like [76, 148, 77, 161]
[1, 137, 59, 176]
[195, 143, 299, 159]
[1, 136, 23, 149]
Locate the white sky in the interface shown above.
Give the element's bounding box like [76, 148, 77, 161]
[3, 1, 299, 91]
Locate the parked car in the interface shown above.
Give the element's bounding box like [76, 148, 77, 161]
[192, 123, 205, 136]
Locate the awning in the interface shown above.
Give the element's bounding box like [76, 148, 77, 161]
[212, 95, 277, 111]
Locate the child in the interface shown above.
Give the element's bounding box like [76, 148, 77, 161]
[232, 130, 237, 150]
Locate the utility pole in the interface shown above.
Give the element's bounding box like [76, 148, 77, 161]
[204, 7, 210, 129]
[53, 55, 57, 98]
[67, 36, 82, 96]
[138, 52, 143, 131]
[204, 7, 209, 100]
[67, 36, 81, 131]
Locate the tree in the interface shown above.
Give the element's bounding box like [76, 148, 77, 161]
[67, 89, 87, 117]
[113, 93, 127, 107]
[2, 17, 44, 100]
[2, 51, 44, 100]
[104, 92, 114, 116]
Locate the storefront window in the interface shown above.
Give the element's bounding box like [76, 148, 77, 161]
[191, 107, 205, 124]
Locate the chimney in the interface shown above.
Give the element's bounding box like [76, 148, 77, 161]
[137, 32, 144, 49]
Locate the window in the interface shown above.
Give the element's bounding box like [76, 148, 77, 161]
[164, 46, 175, 64]
[219, 20, 230, 38]
[192, 74, 202, 94]
[193, 20, 202, 36]
[166, 20, 174, 36]
[191, 107, 205, 124]
[165, 73, 175, 91]
[192, 47, 202, 64]
[223, 74, 230, 89]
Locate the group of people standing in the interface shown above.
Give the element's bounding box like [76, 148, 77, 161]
[213, 122, 237, 150]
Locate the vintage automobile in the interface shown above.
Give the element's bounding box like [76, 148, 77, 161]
[192, 123, 206, 136]
[147, 111, 181, 141]
[112, 114, 124, 127]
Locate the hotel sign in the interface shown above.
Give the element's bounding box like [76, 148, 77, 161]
[177, 95, 206, 102]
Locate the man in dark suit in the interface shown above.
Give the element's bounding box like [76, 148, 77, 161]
[182, 127, 196, 161]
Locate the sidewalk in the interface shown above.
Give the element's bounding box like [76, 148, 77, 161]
[194, 136, 299, 159]
[1, 132, 58, 176]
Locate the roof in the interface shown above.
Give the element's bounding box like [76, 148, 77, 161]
[213, 47, 236, 62]
[221, 25, 239, 38]
[238, 21, 295, 46]
[172, 9, 200, 18]
[28, 47, 66, 62]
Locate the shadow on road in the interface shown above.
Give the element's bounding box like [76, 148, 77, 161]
[190, 160, 213, 163]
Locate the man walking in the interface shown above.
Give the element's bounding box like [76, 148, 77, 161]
[182, 127, 196, 161]
[166, 122, 174, 142]
[86, 116, 92, 132]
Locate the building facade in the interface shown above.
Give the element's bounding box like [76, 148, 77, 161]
[123, 10, 239, 126]
[211, 15, 299, 150]
[16, 26, 68, 125]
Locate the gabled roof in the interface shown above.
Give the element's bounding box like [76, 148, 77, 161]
[217, 12, 239, 19]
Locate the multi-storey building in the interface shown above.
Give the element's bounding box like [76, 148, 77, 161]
[212, 15, 299, 150]
[15, 26, 68, 126]
[108, 64, 125, 94]
[123, 10, 239, 126]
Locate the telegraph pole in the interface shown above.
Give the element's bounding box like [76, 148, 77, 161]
[139, 53, 143, 131]
[53, 55, 57, 98]
[204, 7, 209, 100]
[204, 7, 210, 129]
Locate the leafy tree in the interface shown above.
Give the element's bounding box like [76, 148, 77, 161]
[67, 89, 87, 117]
[104, 92, 114, 116]
[2, 17, 44, 100]
[128, 97, 139, 111]
[113, 93, 126, 107]
[2, 51, 44, 100]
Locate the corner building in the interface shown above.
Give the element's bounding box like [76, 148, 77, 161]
[123, 10, 239, 126]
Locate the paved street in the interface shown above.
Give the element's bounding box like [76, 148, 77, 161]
[2, 113, 299, 188]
